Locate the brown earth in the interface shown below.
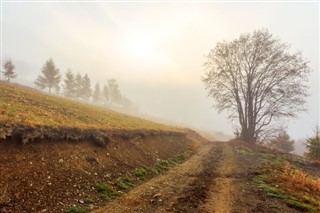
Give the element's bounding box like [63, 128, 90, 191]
[0, 132, 199, 213]
[93, 142, 303, 213]
[1, 135, 318, 213]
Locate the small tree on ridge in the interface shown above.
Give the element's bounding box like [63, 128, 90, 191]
[3, 59, 16, 82]
[35, 58, 61, 93]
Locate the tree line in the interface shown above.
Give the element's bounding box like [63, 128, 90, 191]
[2, 58, 134, 109]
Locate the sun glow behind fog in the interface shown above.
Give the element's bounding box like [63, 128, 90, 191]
[121, 30, 170, 66]
[2, 2, 318, 138]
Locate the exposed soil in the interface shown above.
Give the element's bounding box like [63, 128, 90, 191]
[93, 142, 305, 213]
[1, 136, 319, 213]
[0, 132, 198, 213]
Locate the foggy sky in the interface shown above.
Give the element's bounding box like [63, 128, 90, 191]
[1, 1, 319, 140]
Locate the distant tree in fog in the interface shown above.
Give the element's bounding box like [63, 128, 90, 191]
[63, 69, 76, 98]
[102, 85, 110, 105]
[81, 74, 92, 101]
[92, 83, 101, 103]
[268, 131, 295, 153]
[75, 73, 83, 99]
[202, 29, 310, 143]
[305, 127, 320, 160]
[121, 96, 134, 109]
[2, 59, 17, 82]
[35, 58, 61, 93]
[108, 79, 122, 104]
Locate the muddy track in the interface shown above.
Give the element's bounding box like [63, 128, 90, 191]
[93, 142, 235, 213]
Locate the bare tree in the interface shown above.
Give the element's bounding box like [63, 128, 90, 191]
[35, 58, 61, 93]
[202, 29, 310, 143]
[2, 59, 16, 82]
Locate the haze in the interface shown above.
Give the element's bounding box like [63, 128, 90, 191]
[1, 1, 319, 141]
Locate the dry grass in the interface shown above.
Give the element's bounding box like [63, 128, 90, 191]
[282, 162, 320, 193]
[0, 82, 180, 132]
[256, 160, 320, 212]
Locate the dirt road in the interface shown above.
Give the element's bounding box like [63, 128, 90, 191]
[93, 142, 240, 213]
[93, 142, 300, 213]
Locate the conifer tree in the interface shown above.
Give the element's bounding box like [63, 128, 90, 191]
[92, 83, 101, 103]
[102, 85, 109, 105]
[81, 74, 92, 101]
[305, 127, 320, 160]
[108, 79, 122, 104]
[35, 58, 61, 93]
[63, 69, 76, 98]
[75, 73, 83, 99]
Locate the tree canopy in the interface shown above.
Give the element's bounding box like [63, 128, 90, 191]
[202, 29, 310, 143]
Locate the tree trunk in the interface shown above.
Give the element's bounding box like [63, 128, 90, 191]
[240, 128, 255, 143]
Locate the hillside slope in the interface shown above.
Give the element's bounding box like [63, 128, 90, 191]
[0, 82, 205, 213]
[0, 82, 181, 145]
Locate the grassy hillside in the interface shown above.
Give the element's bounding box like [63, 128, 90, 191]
[0, 82, 181, 143]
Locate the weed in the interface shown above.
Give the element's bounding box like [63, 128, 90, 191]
[133, 167, 147, 177]
[83, 197, 94, 204]
[116, 181, 128, 190]
[151, 168, 159, 174]
[65, 206, 89, 213]
[96, 183, 119, 201]
[270, 204, 280, 209]
[284, 199, 315, 212]
[123, 176, 135, 186]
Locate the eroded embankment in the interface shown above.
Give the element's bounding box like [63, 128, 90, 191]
[0, 131, 198, 213]
[0, 124, 182, 145]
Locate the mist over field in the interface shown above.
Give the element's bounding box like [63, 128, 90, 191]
[1, 2, 320, 213]
[1, 2, 319, 142]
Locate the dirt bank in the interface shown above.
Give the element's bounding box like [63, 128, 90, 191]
[0, 132, 198, 213]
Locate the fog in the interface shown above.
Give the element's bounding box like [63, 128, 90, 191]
[1, 2, 319, 140]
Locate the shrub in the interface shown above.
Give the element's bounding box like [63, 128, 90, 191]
[305, 127, 320, 160]
[268, 131, 295, 153]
